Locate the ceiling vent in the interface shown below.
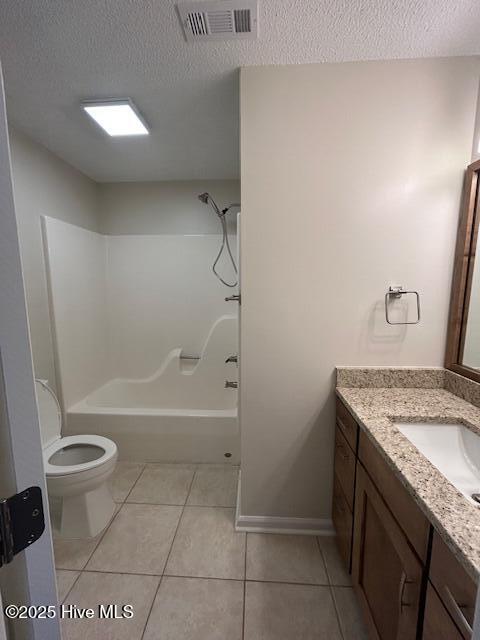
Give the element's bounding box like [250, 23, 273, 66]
[176, 0, 258, 42]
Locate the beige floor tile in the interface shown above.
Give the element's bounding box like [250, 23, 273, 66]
[109, 462, 145, 502]
[317, 536, 352, 586]
[53, 536, 102, 570]
[333, 587, 368, 640]
[56, 570, 80, 602]
[165, 507, 245, 579]
[86, 503, 182, 574]
[246, 533, 328, 584]
[61, 571, 159, 640]
[244, 581, 342, 640]
[127, 464, 195, 505]
[52, 504, 120, 569]
[187, 465, 239, 507]
[143, 576, 243, 640]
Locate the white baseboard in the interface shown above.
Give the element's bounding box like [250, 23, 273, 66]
[235, 514, 335, 535]
[235, 470, 335, 536]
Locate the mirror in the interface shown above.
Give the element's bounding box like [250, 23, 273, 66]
[463, 230, 480, 370]
[446, 160, 480, 382]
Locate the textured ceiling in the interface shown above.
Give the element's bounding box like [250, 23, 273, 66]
[0, 0, 480, 181]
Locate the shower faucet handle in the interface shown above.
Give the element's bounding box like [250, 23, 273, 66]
[225, 294, 241, 303]
[225, 355, 238, 364]
[225, 381, 238, 389]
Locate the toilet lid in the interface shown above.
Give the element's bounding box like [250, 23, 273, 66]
[35, 379, 62, 448]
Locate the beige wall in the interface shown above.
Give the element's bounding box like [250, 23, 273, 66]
[98, 180, 240, 235]
[239, 58, 479, 523]
[9, 128, 99, 389]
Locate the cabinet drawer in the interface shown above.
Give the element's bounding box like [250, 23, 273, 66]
[332, 473, 353, 571]
[336, 397, 358, 452]
[423, 583, 464, 640]
[429, 531, 476, 639]
[358, 430, 430, 563]
[334, 425, 356, 511]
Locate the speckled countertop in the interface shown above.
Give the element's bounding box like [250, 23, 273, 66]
[336, 373, 480, 583]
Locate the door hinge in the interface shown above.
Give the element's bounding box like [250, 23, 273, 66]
[0, 487, 45, 568]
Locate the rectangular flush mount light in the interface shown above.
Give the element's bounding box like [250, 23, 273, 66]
[82, 99, 149, 136]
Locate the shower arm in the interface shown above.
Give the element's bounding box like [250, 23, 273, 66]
[221, 203, 241, 216]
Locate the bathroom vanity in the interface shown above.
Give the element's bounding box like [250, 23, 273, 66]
[333, 370, 479, 640]
[331, 158, 480, 639]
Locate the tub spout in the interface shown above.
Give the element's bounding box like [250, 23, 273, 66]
[225, 381, 238, 389]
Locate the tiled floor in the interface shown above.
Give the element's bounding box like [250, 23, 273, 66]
[54, 462, 367, 640]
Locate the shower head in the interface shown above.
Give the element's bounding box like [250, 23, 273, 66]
[198, 191, 222, 218]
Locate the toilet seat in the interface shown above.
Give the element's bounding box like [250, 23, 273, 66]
[43, 435, 117, 477]
[35, 379, 118, 538]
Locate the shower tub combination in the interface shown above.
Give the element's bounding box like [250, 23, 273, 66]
[66, 316, 239, 463]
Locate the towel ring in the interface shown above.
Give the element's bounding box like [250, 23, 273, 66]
[385, 286, 421, 325]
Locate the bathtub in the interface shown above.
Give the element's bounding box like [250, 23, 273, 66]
[65, 316, 239, 463]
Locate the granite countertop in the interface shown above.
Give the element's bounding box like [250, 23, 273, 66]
[336, 373, 480, 583]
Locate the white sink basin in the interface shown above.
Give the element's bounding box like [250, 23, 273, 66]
[395, 422, 480, 506]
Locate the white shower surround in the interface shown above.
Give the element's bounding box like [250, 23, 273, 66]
[74, 316, 237, 410]
[42, 216, 239, 462]
[67, 315, 239, 462]
[106, 233, 238, 379]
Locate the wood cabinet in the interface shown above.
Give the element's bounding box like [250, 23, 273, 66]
[333, 396, 477, 640]
[352, 464, 423, 640]
[333, 398, 359, 570]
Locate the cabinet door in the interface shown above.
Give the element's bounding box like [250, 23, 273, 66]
[332, 473, 353, 570]
[358, 431, 429, 562]
[423, 583, 464, 640]
[352, 464, 423, 640]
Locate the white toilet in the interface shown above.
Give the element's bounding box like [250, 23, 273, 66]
[35, 379, 118, 539]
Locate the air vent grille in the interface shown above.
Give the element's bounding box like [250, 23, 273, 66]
[208, 10, 233, 33]
[177, 1, 258, 41]
[234, 9, 251, 33]
[188, 12, 208, 36]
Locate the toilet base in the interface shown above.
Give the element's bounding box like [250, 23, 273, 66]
[58, 482, 116, 539]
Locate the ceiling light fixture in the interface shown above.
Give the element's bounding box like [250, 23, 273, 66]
[81, 99, 149, 136]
